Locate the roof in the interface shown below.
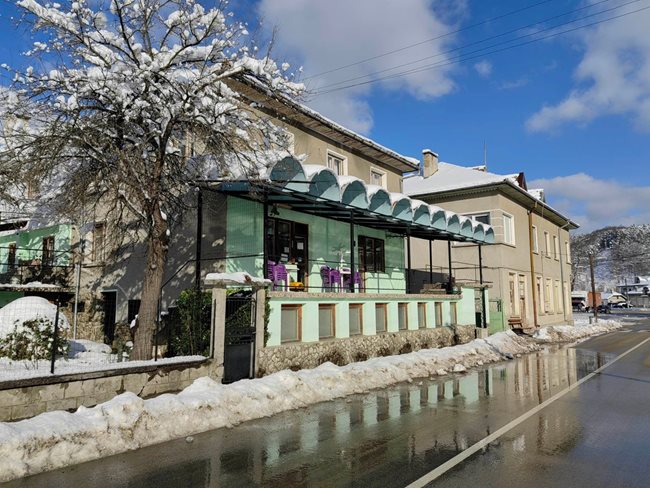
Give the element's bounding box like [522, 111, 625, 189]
[210, 157, 494, 244]
[403, 162, 579, 230]
[225, 76, 419, 173]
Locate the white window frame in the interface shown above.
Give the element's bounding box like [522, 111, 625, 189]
[502, 213, 515, 246]
[464, 212, 491, 225]
[369, 166, 387, 189]
[544, 231, 551, 258]
[565, 240, 571, 264]
[326, 150, 347, 176]
[553, 235, 560, 260]
[532, 225, 539, 253]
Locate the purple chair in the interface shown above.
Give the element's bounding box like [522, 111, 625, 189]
[353, 271, 364, 292]
[329, 269, 342, 291]
[321, 266, 334, 291]
[268, 261, 289, 291]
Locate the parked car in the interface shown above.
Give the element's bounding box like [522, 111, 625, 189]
[597, 303, 611, 314]
[612, 302, 630, 309]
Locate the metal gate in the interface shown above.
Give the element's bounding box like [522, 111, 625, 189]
[223, 293, 256, 384]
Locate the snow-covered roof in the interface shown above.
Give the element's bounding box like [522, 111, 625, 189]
[220, 157, 494, 244]
[403, 162, 578, 229]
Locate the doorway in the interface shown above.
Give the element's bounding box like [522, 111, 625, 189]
[102, 291, 117, 344]
[518, 275, 527, 325]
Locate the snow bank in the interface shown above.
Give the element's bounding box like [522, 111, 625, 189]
[0, 297, 70, 338]
[0, 331, 536, 480]
[533, 317, 624, 343]
[204, 272, 271, 287]
[0, 322, 625, 481]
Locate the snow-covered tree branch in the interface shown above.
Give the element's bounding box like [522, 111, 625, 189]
[2, 0, 302, 359]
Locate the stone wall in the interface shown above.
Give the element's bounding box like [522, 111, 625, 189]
[0, 360, 222, 422]
[258, 325, 476, 375]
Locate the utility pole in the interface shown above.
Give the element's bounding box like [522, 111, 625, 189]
[589, 253, 598, 322]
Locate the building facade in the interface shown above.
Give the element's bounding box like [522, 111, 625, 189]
[404, 151, 578, 328]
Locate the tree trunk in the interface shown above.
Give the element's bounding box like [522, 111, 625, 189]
[131, 215, 169, 360]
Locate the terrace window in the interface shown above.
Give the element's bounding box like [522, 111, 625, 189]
[318, 304, 336, 339]
[359, 236, 385, 273]
[281, 305, 302, 343]
[7, 243, 16, 270]
[375, 303, 387, 333]
[398, 303, 408, 330]
[42, 236, 55, 266]
[349, 304, 363, 335]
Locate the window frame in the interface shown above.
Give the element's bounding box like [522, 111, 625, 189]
[553, 235, 560, 260]
[358, 235, 385, 273]
[348, 304, 363, 336]
[502, 213, 515, 246]
[417, 302, 427, 329]
[544, 231, 551, 258]
[450, 302, 458, 325]
[369, 166, 387, 188]
[375, 303, 388, 334]
[531, 225, 539, 254]
[7, 242, 17, 270]
[92, 222, 106, 263]
[397, 302, 408, 330]
[464, 212, 491, 225]
[318, 304, 336, 339]
[435, 302, 443, 326]
[280, 304, 302, 343]
[326, 150, 347, 176]
[42, 235, 55, 266]
[565, 241, 571, 264]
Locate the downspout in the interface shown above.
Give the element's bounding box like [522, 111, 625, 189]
[528, 205, 539, 328]
[558, 220, 571, 323]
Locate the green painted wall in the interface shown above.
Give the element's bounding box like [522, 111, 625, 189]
[0, 224, 72, 271]
[226, 196, 406, 293]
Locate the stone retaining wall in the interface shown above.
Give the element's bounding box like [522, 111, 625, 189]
[258, 325, 476, 375]
[0, 360, 222, 422]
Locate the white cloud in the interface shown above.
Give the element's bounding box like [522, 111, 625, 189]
[257, 0, 465, 134]
[527, 8, 650, 132]
[474, 60, 492, 78]
[499, 77, 528, 90]
[529, 173, 650, 233]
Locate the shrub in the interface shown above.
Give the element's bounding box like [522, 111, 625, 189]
[170, 289, 212, 356]
[353, 351, 368, 363]
[378, 346, 392, 357]
[319, 349, 346, 366]
[399, 342, 413, 355]
[0, 318, 68, 362]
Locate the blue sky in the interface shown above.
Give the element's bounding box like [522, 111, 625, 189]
[1, 0, 650, 232]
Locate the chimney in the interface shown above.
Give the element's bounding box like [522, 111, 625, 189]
[422, 149, 439, 178]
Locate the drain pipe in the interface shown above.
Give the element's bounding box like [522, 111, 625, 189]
[528, 205, 539, 328]
[558, 220, 571, 323]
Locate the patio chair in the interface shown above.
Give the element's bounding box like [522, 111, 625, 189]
[273, 263, 289, 291]
[320, 265, 334, 291]
[329, 268, 343, 291]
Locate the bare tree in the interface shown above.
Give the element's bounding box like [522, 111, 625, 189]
[2, 0, 301, 359]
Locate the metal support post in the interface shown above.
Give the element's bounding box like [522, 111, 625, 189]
[479, 245, 487, 329]
[349, 212, 356, 293]
[447, 240, 453, 293]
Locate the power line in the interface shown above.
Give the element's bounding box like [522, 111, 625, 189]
[313, 0, 622, 92]
[302, 0, 560, 81]
[314, 2, 650, 96]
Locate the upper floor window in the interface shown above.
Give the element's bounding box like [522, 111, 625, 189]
[532, 225, 539, 253]
[553, 235, 560, 260]
[327, 152, 346, 176]
[359, 235, 385, 273]
[42, 236, 55, 266]
[7, 243, 16, 269]
[370, 167, 387, 188]
[565, 241, 571, 264]
[466, 212, 491, 225]
[544, 231, 551, 258]
[503, 213, 515, 245]
[93, 223, 106, 262]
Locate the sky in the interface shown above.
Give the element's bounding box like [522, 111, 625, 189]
[1, 0, 650, 233]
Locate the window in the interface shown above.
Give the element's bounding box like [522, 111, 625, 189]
[318, 304, 336, 339]
[42, 236, 55, 266]
[370, 167, 387, 188]
[543, 231, 550, 258]
[417, 303, 427, 329]
[503, 213, 515, 245]
[553, 235, 559, 260]
[545, 278, 553, 313]
[375, 303, 387, 333]
[281, 305, 301, 343]
[358, 236, 385, 273]
[450, 302, 458, 325]
[327, 152, 346, 176]
[127, 300, 141, 323]
[26, 178, 40, 199]
[349, 304, 363, 335]
[7, 243, 16, 270]
[266, 218, 309, 283]
[398, 303, 408, 330]
[555, 280, 562, 313]
[565, 241, 571, 264]
[435, 302, 443, 326]
[466, 212, 491, 225]
[536, 277, 544, 314]
[532, 225, 539, 253]
[93, 223, 106, 262]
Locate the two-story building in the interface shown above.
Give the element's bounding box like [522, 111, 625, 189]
[404, 151, 578, 329]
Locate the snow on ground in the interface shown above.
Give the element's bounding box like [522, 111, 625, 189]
[0, 296, 70, 338]
[533, 316, 624, 343]
[0, 320, 627, 481]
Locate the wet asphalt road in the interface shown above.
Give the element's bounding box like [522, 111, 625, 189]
[7, 314, 650, 488]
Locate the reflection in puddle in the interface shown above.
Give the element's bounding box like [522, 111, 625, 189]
[11, 347, 616, 488]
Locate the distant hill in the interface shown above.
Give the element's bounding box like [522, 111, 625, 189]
[571, 225, 650, 292]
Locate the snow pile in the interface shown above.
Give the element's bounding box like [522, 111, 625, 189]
[532, 318, 624, 343]
[204, 272, 271, 287]
[0, 297, 70, 338]
[67, 339, 113, 362]
[0, 331, 537, 480]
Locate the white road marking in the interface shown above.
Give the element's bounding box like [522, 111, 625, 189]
[405, 335, 650, 488]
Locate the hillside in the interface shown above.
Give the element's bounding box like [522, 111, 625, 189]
[571, 225, 650, 292]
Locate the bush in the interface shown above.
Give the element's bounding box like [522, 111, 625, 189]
[0, 318, 68, 362]
[170, 289, 212, 356]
